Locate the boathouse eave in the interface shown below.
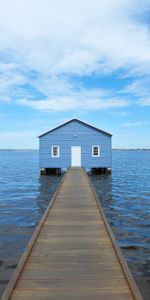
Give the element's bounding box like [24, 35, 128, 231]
[38, 118, 112, 138]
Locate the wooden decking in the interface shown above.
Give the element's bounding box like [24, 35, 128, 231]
[2, 168, 143, 300]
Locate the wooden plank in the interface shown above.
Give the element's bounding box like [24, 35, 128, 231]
[36, 235, 110, 242]
[45, 214, 102, 221]
[15, 278, 128, 290]
[11, 289, 134, 300]
[39, 227, 107, 234]
[21, 269, 124, 280]
[39, 224, 105, 230]
[31, 246, 113, 255]
[30, 240, 111, 250]
[28, 254, 118, 264]
[23, 261, 121, 271]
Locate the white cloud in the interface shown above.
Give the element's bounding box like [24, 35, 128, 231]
[0, 62, 26, 102]
[0, 130, 38, 139]
[0, 0, 150, 110]
[114, 111, 130, 117]
[120, 78, 150, 107]
[16, 92, 129, 112]
[122, 78, 150, 97]
[0, 0, 150, 75]
[138, 98, 150, 106]
[122, 121, 149, 127]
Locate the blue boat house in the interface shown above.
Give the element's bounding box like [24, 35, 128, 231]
[39, 118, 112, 174]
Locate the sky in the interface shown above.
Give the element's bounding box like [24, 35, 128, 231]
[0, 0, 150, 149]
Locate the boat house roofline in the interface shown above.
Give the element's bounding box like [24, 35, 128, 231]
[38, 118, 112, 138]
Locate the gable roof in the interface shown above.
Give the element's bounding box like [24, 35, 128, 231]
[38, 118, 112, 138]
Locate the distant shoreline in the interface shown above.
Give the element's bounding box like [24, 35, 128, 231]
[113, 148, 150, 151]
[0, 149, 39, 152]
[0, 148, 150, 151]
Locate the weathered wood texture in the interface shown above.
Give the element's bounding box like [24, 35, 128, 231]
[2, 168, 142, 300]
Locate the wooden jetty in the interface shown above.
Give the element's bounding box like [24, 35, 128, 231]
[2, 168, 143, 300]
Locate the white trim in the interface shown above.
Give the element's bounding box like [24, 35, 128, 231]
[51, 145, 60, 157]
[92, 145, 100, 157]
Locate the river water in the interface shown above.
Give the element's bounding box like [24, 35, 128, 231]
[89, 150, 150, 300]
[0, 150, 149, 299]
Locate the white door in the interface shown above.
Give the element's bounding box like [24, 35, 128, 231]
[71, 146, 81, 167]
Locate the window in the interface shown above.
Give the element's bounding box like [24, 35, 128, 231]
[52, 146, 60, 157]
[92, 145, 100, 157]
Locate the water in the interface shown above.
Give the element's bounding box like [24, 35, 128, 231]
[0, 150, 63, 296]
[89, 150, 150, 299]
[0, 150, 149, 299]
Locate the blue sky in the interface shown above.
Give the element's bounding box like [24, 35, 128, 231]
[0, 0, 150, 149]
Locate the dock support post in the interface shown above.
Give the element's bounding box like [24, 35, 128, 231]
[91, 168, 112, 175]
[40, 168, 62, 176]
[40, 169, 46, 175]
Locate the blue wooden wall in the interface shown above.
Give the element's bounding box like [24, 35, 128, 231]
[39, 120, 112, 170]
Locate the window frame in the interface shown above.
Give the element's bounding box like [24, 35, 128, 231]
[51, 145, 60, 158]
[92, 145, 100, 157]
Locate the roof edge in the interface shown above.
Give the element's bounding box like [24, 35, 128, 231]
[38, 118, 112, 138]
